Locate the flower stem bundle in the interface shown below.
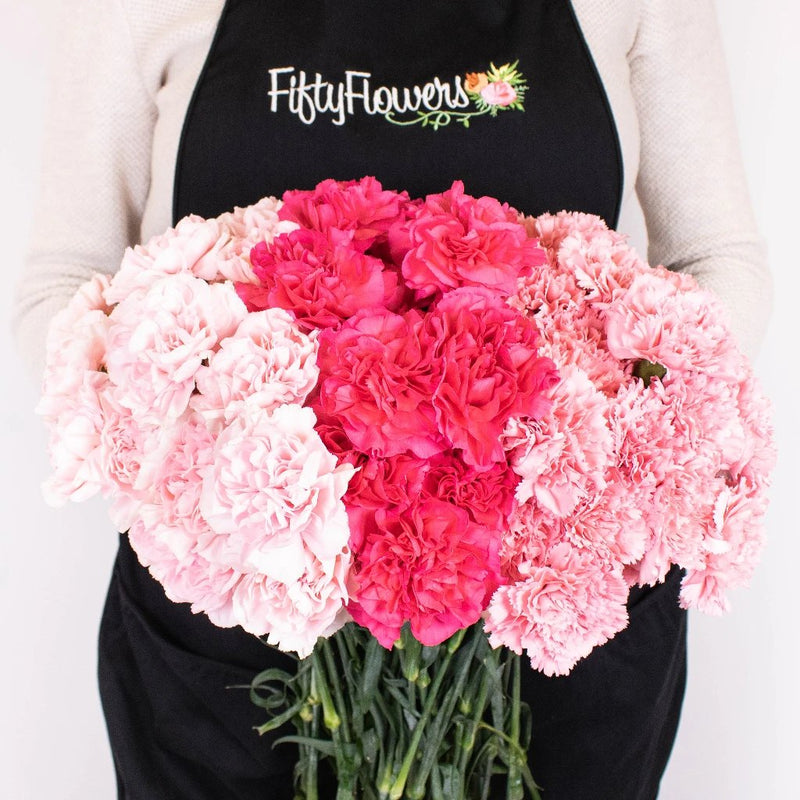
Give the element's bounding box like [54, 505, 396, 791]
[252, 622, 540, 800]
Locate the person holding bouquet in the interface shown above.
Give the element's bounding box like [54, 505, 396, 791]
[13, 1, 771, 798]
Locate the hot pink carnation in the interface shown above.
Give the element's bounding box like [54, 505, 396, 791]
[238, 228, 392, 329]
[421, 452, 518, 529]
[344, 452, 428, 512]
[315, 307, 445, 458]
[423, 287, 558, 466]
[279, 177, 411, 253]
[391, 181, 546, 300]
[348, 499, 502, 647]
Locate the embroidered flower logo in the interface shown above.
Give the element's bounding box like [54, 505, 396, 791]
[266, 62, 527, 129]
[387, 61, 527, 130]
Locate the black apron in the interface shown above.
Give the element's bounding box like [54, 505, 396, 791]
[100, 2, 685, 798]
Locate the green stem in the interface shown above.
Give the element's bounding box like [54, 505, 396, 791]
[303, 672, 320, 800]
[406, 629, 483, 798]
[506, 654, 522, 800]
[387, 630, 465, 799]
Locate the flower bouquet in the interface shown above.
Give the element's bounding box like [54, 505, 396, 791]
[38, 178, 775, 799]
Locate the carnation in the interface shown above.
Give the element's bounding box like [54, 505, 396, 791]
[279, 176, 411, 253]
[504, 365, 613, 515]
[105, 274, 247, 422]
[315, 307, 445, 458]
[231, 551, 351, 657]
[423, 287, 558, 466]
[348, 499, 502, 648]
[391, 181, 546, 300]
[104, 215, 234, 305]
[192, 308, 319, 430]
[37, 274, 112, 421]
[485, 542, 630, 676]
[238, 228, 391, 329]
[199, 404, 354, 583]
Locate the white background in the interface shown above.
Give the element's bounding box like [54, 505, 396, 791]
[1, 1, 797, 798]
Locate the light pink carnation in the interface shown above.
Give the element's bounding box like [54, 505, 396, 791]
[105, 274, 246, 422]
[505, 365, 612, 514]
[485, 542, 629, 676]
[606, 273, 733, 375]
[192, 308, 319, 431]
[533, 211, 610, 256]
[199, 404, 354, 583]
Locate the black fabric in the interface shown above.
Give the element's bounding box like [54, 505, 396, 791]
[173, 0, 622, 225]
[99, 1, 685, 797]
[521, 565, 687, 800]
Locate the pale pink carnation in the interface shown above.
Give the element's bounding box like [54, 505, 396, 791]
[485, 542, 629, 676]
[231, 550, 351, 657]
[135, 411, 216, 538]
[129, 518, 240, 623]
[199, 404, 355, 583]
[95, 387, 162, 532]
[105, 274, 246, 422]
[41, 371, 109, 506]
[38, 274, 112, 420]
[192, 309, 319, 431]
[216, 196, 300, 284]
[105, 215, 235, 304]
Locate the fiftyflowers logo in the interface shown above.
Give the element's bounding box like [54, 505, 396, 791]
[267, 61, 527, 129]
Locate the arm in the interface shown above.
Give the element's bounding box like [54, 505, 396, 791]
[12, 0, 157, 380]
[629, 0, 771, 359]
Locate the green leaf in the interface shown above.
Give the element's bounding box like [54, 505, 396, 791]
[633, 358, 668, 383]
[274, 734, 338, 757]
